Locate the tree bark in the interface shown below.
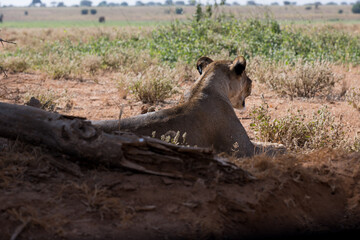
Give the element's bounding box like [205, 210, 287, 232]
[0, 102, 253, 183]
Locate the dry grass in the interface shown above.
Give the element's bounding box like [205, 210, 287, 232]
[346, 87, 360, 111]
[127, 65, 178, 104]
[2, 56, 29, 73]
[71, 182, 126, 220]
[248, 57, 343, 99]
[22, 88, 73, 112]
[249, 102, 350, 151]
[7, 206, 68, 237]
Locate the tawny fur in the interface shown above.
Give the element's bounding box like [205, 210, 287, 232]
[93, 56, 256, 158]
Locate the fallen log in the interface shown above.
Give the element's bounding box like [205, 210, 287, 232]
[0, 102, 253, 183]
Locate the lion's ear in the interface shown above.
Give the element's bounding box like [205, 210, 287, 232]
[231, 56, 246, 75]
[196, 56, 213, 75]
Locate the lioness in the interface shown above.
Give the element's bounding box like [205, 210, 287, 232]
[93, 56, 256, 157]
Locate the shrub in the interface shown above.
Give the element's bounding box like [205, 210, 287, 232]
[128, 66, 177, 103]
[81, 9, 89, 15]
[46, 64, 73, 80]
[90, 9, 97, 15]
[2, 57, 29, 73]
[250, 103, 345, 151]
[150, 16, 360, 65]
[248, 57, 342, 98]
[23, 89, 59, 111]
[338, 9, 343, 14]
[81, 55, 102, 75]
[352, 2, 360, 14]
[99, 16, 105, 23]
[345, 87, 360, 111]
[348, 136, 360, 152]
[175, 7, 184, 15]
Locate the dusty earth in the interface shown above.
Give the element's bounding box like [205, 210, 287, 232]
[1, 66, 360, 239]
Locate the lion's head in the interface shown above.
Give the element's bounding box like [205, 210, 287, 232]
[196, 56, 252, 110]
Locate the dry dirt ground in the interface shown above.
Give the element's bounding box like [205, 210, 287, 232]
[1, 67, 360, 239]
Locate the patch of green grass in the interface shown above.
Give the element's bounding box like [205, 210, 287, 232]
[149, 16, 360, 65]
[0, 13, 359, 80]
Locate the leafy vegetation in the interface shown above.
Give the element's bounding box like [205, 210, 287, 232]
[1, 13, 359, 80]
[250, 103, 345, 151]
[149, 14, 360, 65]
[1, 10, 359, 110]
[352, 2, 360, 14]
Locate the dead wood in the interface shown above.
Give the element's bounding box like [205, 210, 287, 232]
[0, 102, 253, 183]
[0, 38, 16, 46]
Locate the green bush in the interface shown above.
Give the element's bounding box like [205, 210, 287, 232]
[175, 7, 183, 15]
[149, 16, 360, 65]
[352, 2, 360, 14]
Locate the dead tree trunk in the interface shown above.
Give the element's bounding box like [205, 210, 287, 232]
[0, 102, 253, 183]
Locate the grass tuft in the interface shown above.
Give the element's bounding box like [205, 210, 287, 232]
[250, 103, 345, 151]
[128, 66, 177, 104]
[345, 87, 360, 111]
[248, 57, 343, 98]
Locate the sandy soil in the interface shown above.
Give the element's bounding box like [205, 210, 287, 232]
[1, 66, 360, 239]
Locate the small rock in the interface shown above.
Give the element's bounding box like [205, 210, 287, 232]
[26, 97, 42, 108]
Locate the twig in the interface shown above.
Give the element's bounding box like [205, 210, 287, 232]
[0, 38, 16, 47]
[118, 104, 124, 131]
[0, 66, 8, 78]
[0, 38, 16, 77]
[10, 219, 30, 240]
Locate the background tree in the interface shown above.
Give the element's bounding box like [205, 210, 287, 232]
[352, 1, 360, 13]
[135, 1, 145, 6]
[188, 0, 196, 5]
[194, 3, 202, 22]
[29, 0, 42, 6]
[80, 0, 92, 7]
[98, 1, 107, 6]
[175, 1, 185, 5]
